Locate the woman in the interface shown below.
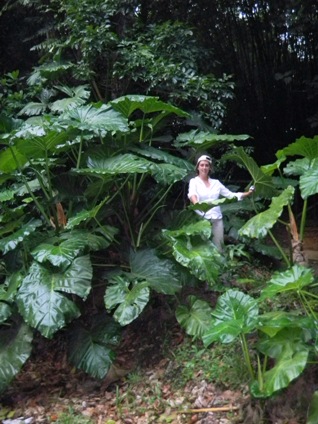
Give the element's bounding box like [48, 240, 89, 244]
[188, 154, 254, 251]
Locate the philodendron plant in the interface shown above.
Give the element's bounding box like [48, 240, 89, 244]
[176, 264, 318, 399]
[224, 136, 318, 266]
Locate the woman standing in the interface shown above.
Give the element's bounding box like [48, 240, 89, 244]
[188, 154, 254, 251]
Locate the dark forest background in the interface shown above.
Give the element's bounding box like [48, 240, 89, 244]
[1, 0, 317, 163]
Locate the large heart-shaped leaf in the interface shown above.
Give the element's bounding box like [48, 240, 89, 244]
[251, 347, 308, 398]
[16, 256, 92, 338]
[202, 290, 259, 346]
[168, 237, 223, 284]
[257, 326, 312, 360]
[104, 275, 150, 326]
[130, 249, 182, 295]
[260, 265, 314, 301]
[239, 186, 295, 238]
[68, 314, 121, 379]
[176, 295, 213, 338]
[0, 322, 33, 393]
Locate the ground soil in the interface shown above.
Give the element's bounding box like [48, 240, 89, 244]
[1, 227, 318, 424]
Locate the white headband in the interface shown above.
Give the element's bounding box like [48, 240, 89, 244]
[196, 155, 212, 166]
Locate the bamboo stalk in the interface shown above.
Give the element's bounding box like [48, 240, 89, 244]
[178, 405, 240, 414]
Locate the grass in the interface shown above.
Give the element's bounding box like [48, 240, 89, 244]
[51, 408, 94, 424]
[168, 336, 250, 390]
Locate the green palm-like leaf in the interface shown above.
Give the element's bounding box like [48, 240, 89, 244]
[82, 153, 152, 175]
[60, 229, 117, 251]
[16, 256, 92, 338]
[260, 265, 314, 301]
[110, 95, 189, 118]
[130, 249, 182, 295]
[61, 104, 129, 135]
[225, 147, 276, 198]
[51, 85, 90, 112]
[65, 200, 109, 229]
[104, 275, 150, 326]
[0, 322, 33, 393]
[0, 303, 11, 323]
[0, 219, 42, 254]
[250, 347, 308, 398]
[68, 314, 121, 379]
[239, 186, 295, 238]
[202, 290, 259, 346]
[174, 129, 250, 149]
[130, 145, 193, 171]
[176, 295, 213, 338]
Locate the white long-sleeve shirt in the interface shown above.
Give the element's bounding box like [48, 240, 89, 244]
[188, 176, 243, 220]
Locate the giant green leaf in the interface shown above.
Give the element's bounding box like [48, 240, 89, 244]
[110, 95, 189, 118]
[130, 249, 182, 295]
[61, 104, 129, 134]
[257, 326, 312, 359]
[68, 314, 121, 379]
[260, 265, 314, 300]
[280, 135, 318, 160]
[104, 275, 150, 326]
[16, 256, 92, 338]
[174, 129, 250, 149]
[239, 186, 295, 238]
[176, 295, 213, 338]
[81, 153, 152, 175]
[251, 347, 308, 398]
[202, 289, 259, 346]
[224, 147, 277, 198]
[0, 219, 42, 254]
[167, 236, 223, 284]
[0, 322, 33, 393]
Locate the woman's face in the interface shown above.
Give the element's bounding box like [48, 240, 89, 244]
[197, 160, 211, 176]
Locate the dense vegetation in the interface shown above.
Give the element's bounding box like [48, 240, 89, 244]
[1, 0, 318, 422]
